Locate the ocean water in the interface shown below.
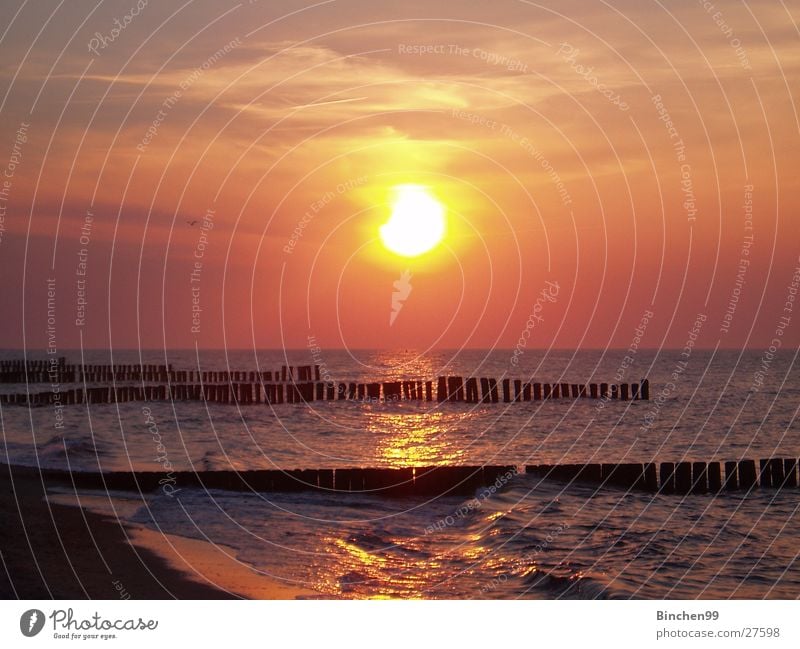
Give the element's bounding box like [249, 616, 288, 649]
[1, 348, 799, 598]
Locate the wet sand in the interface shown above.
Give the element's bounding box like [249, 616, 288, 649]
[0, 464, 315, 599]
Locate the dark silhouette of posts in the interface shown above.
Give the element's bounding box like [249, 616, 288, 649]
[738, 460, 758, 491]
[465, 378, 479, 403]
[437, 377, 448, 403]
[724, 461, 738, 490]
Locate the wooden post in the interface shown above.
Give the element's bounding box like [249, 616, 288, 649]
[480, 378, 490, 402]
[707, 462, 722, 492]
[513, 380, 522, 402]
[326, 383, 335, 400]
[437, 377, 448, 403]
[425, 381, 433, 401]
[551, 383, 560, 398]
[543, 383, 551, 399]
[523, 382, 532, 401]
[611, 384, 618, 400]
[578, 384, 587, 398]
[783, 459, 798, 488]
[691, 462, 708, 494]
[560, 383, 569, 399]
[447, 377, 464, 402]
[488, 378, 499, 403]
[659, 462, 675, 494]
[759, 459, 773, 488]
[640, 379, 650, 400]
[675, 462, 692, 494]
[738, 460, 758, 491]
[367, 383, 381, 401]
[644, 463, 658, 492]
[770, 458, 785, 488]
[723, 461, 738, 490]
[600, 383, 609, 399]
[502, 379, 511, 403]
[533, 383, 542, 400]
[570, 384, 579, 398]
[589, 383, 598, 399]
[465, 377, 479, 403]
[631, 383, 640, 399]
[620, 383, 629, 400]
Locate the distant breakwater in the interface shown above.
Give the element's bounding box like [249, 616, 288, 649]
[0, 359, 650, 407]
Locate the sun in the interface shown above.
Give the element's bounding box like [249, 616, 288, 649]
[379, 185, 446, 257]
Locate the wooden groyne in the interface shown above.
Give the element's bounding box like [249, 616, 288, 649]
[527, 457, 800, 494]
[5, 457, 796, 498]
[4, 463, 517, 498]
[0, 374, 650, 407]
[0, 359, 318, 385]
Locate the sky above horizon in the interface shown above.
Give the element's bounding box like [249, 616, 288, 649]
[0, 0, 798, 353]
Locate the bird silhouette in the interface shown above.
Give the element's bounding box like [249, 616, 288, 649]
[186, 220, 198, 226]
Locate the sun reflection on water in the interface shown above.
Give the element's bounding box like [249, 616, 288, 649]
[366, 409, 475, 467]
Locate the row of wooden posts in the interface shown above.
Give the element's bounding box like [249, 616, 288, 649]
[0, 377, 650, 407]
[0, 360, 319, 385]
[13, 458, 798, 497]
[526, 457, 800, 493]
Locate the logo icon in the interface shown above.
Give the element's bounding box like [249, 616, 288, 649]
[20, 609, 45, 637]
[390, 269, 413, 326]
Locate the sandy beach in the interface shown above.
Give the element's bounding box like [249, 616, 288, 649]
[0, 464, 316, 600]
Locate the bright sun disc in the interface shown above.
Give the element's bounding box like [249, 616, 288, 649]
[379, 185, 446, 257]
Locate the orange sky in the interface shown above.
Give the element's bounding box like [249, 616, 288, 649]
[0, 0, 798, 350]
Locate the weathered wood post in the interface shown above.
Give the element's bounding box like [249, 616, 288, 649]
[707, 462, 722, 492]
[769, 458, 785, 488]
[367, 383, 381, 401]
[738, 460, 758, 491]
[759, 459, 773, 488]
[675, 462, 692, 494]
[691, 462, 708, 494]
[447, 377, 464, 402]
[465, 377, 479, 403]
[437, 377, 448, 403]
[488, 378, 499, 403]
[659, 462, 675, 494]
[723, 461, 738, 490]
[783, 459, 798, 488]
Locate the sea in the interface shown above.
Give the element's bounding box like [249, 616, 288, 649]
[1, 348, 798, 599]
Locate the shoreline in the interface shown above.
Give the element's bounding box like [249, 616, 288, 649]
[0, 464, 317, 599]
